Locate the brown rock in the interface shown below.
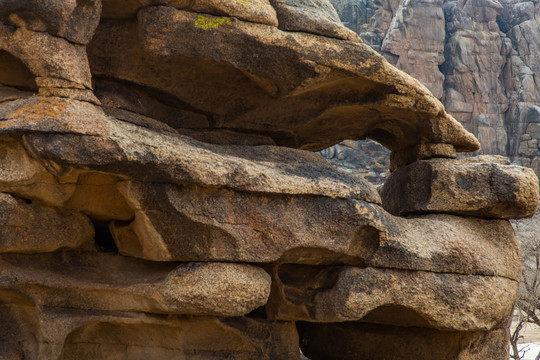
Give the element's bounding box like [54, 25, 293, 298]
[0, 0, 102, 44]
[268, 264, 517, 331]
[3, 305, 299, 360]
[270, 0, 359, 41]
[0, 252, 270, 317]
[111, 182, 521, 282]
[94, 79, 209, 131]
[64, 173, 134, 221]
[0, 26, 92, 89]
[86, 7, 479, 152]
[298, 322, 509, 360]
[60, 316, 299, 360]
[0, 193, 93, 253]
[0, 139, 75, 207]
[110, 181, 385, 263]
[5, 99, 380, 202]
[381, 156, 540, 219]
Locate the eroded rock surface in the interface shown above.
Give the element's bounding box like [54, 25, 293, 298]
[0, 0, 534, 359]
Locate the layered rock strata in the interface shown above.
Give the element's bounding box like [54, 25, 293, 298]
[0, 0, 537, 359]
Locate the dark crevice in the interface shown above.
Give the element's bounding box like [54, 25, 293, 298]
[91, 220, 119, 254]
[245, 306, 267, 319]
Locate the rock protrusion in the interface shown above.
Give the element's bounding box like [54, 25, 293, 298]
[381, 156, 540, 219]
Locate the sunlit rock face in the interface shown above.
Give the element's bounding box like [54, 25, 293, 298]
[0, 0, 536, 359]
[328, 0, 540, 178]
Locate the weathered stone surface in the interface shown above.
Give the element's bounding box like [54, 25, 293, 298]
[269, 265, 517, 330]
[86, 6, 479, 152]
[101, 0, 278, 26]
[0, 193, 93, 253]
[0, 0, 526, 358]
[111, 181, 521, 281]
[270, 0, 359, 41]
[2, 98, 380, 203]
[0, 139, 75, 207]
[64, 173, 133, 221]
[0, 57, 36, 94]
[298, 322, 510, 360]
[0, 305, 299, 360]
[381, 156, 540, 218]
[60, 316, 299, 360]
[0, 252, 270, 317]
[0, 0, 102, 44]
[0, 26, 92, 89]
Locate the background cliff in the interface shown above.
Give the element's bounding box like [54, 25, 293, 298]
[322, 0, 540, 183]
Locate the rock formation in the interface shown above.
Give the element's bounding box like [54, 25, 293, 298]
[327, 0, 540, 178]
[0, 0, 537, 359]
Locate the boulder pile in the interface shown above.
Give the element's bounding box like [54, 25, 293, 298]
[0, 0, 537, 359]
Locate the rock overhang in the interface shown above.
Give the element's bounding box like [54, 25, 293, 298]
[0, 0, 536, 358]
[0, 0, 480, 155]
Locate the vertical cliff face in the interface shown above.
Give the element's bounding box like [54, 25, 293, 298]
[327, 0, 540, 176]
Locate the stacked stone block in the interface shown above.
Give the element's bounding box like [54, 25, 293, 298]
[0, 0, 537, 359]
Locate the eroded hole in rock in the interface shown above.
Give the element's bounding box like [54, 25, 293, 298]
[318, 139, 390, 186]
[91, 220, 119, 254]
[0, 50, 37, 91]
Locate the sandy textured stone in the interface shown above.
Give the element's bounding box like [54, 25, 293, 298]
[298, 322, 509, 360]
[0, 193, 93, 253]
[60, 316, 299, 360]
[85, 6, 479, 152]
[270, 0, 359, 40]
[0, 305, 299, 360]
[268, 265, 517, 331]
[0, 252, 270, 317]
[64, 173, 133, 221]
[111, 181, 521, 281]
[3, 98, 380, 203]
[381, 156, 540, 218]
[0, 139, 75, 207]
[0, 26, 92, 89]
[0, 1, 525, 358]
[0, 0, 101, 44]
